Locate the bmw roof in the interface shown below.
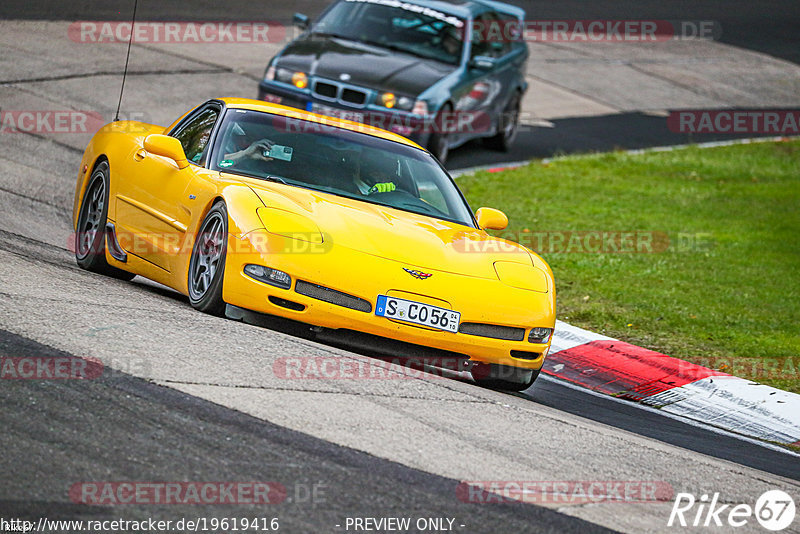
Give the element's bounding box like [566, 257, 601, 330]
[352, 0, 525, 20]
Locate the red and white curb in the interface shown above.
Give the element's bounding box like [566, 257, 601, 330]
[547, 320, 800, 446]
[451, 140, 800, 447]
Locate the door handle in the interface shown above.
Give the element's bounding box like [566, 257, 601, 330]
[134, 149, 146, 161]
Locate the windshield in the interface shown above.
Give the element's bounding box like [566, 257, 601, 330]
[210, 109, 476, 227]
[313, 0, 466, 65]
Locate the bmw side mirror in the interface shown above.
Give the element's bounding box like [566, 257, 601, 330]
[293, 13, 310, 30]
[469, 56, 496, 71]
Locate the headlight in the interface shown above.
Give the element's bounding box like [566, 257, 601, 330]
[528, 327, 553, 344]
[379, 92, 397, 109]
[272, 68, 309, 89]
[244, 264, 292, 289]
[378, 92, 415, 111]
[291, 71, 309, 89]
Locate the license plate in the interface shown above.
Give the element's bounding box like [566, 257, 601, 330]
[375, 295, 460, 333]
[311, 103, 365, 123]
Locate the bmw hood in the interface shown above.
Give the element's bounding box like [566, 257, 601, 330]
[275, 34, 456, 97]
[245, 181, 536, 280]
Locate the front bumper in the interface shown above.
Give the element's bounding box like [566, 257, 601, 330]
[222, 230, 555, 370]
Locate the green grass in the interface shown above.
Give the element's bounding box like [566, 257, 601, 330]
[458, 140, 800, 392]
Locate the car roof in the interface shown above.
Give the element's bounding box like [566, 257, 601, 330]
[383, 0, 525, 19]
[217, 97, 424, 149]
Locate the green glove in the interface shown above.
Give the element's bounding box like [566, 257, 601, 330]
[369, 182, 396, 194]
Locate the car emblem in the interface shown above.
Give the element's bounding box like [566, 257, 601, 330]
[403, 268, 432, 280]
[339, 73, 351, 81]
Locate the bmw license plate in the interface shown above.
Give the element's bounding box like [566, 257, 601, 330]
[375, 295, 460, 333]
[311, 103, 365, 123]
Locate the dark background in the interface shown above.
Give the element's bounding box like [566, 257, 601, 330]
[2, 0, 798, 64]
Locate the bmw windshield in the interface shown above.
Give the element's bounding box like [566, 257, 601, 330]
[210, 109, 476, 227]
[312, 0, 466, 65]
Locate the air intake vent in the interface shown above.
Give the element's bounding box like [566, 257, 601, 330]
[314, 81, 338, 99]
[510, 350, 541, 360]
[341, 88, 367, 105]
[295, 280, 372, 312]
[458, 322, 525, 341]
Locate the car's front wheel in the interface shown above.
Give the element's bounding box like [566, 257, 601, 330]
[471, 363, 539, 392]
[75, 160, 135, 280]
[188, 201, 228, 316]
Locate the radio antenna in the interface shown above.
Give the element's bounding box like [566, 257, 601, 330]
[114, 0, 139, 121]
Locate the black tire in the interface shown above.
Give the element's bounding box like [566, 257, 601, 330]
[187, 201, 228, 316]
[483, 91, 521, 152]
[427, 103, 452, 164]
[471, 363, 539, 392]
[74, 160, 136, 281]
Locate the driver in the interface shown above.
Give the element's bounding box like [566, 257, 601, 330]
[222, 123, 275, 165]
[353, 155, 396, 195]
[441, 25, 463, 59]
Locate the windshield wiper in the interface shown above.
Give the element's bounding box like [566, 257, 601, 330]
[264, 174, 288, 185]
[311, 30, 355, 41]
[360, 39, 427, 59]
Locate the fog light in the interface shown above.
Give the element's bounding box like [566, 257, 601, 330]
[244, 264, 292, 289]
[380, 92, 396, 109]
[528, 327, 553, 344]
[291, 71, 308, 89]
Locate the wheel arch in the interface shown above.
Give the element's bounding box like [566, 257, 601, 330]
[73, 154, 110, 229]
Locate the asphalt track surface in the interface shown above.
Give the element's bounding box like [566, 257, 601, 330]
[2, 2, 800, 533]
[2, 0, 796, 169]
[3, 0, 798, 65]
[0, 329, 611, 533]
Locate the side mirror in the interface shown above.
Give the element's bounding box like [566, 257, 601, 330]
[475, 207, 508, 230]
[143, 134, 188, 169]
[469, 55, 496, 71]
[293, 13, 310, 30]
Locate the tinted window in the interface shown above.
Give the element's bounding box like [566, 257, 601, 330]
[314, 1, 465, 65]
[209, 109, 476, 227]
[172, 107, 219, 165]
[471, 12, 510, 58]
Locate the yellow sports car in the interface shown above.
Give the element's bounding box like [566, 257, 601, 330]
[73, 97, 555, 390]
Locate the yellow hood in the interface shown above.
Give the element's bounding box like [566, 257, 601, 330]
[239, 178, 534, 279]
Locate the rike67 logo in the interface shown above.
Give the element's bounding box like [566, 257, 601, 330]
[669, 490, 796, 531]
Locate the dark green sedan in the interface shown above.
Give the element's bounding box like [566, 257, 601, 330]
[258, 0, 529, 164]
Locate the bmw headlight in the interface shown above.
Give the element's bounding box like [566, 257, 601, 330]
[378, 92, 415, 111]
[268, 67, 309, 89]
